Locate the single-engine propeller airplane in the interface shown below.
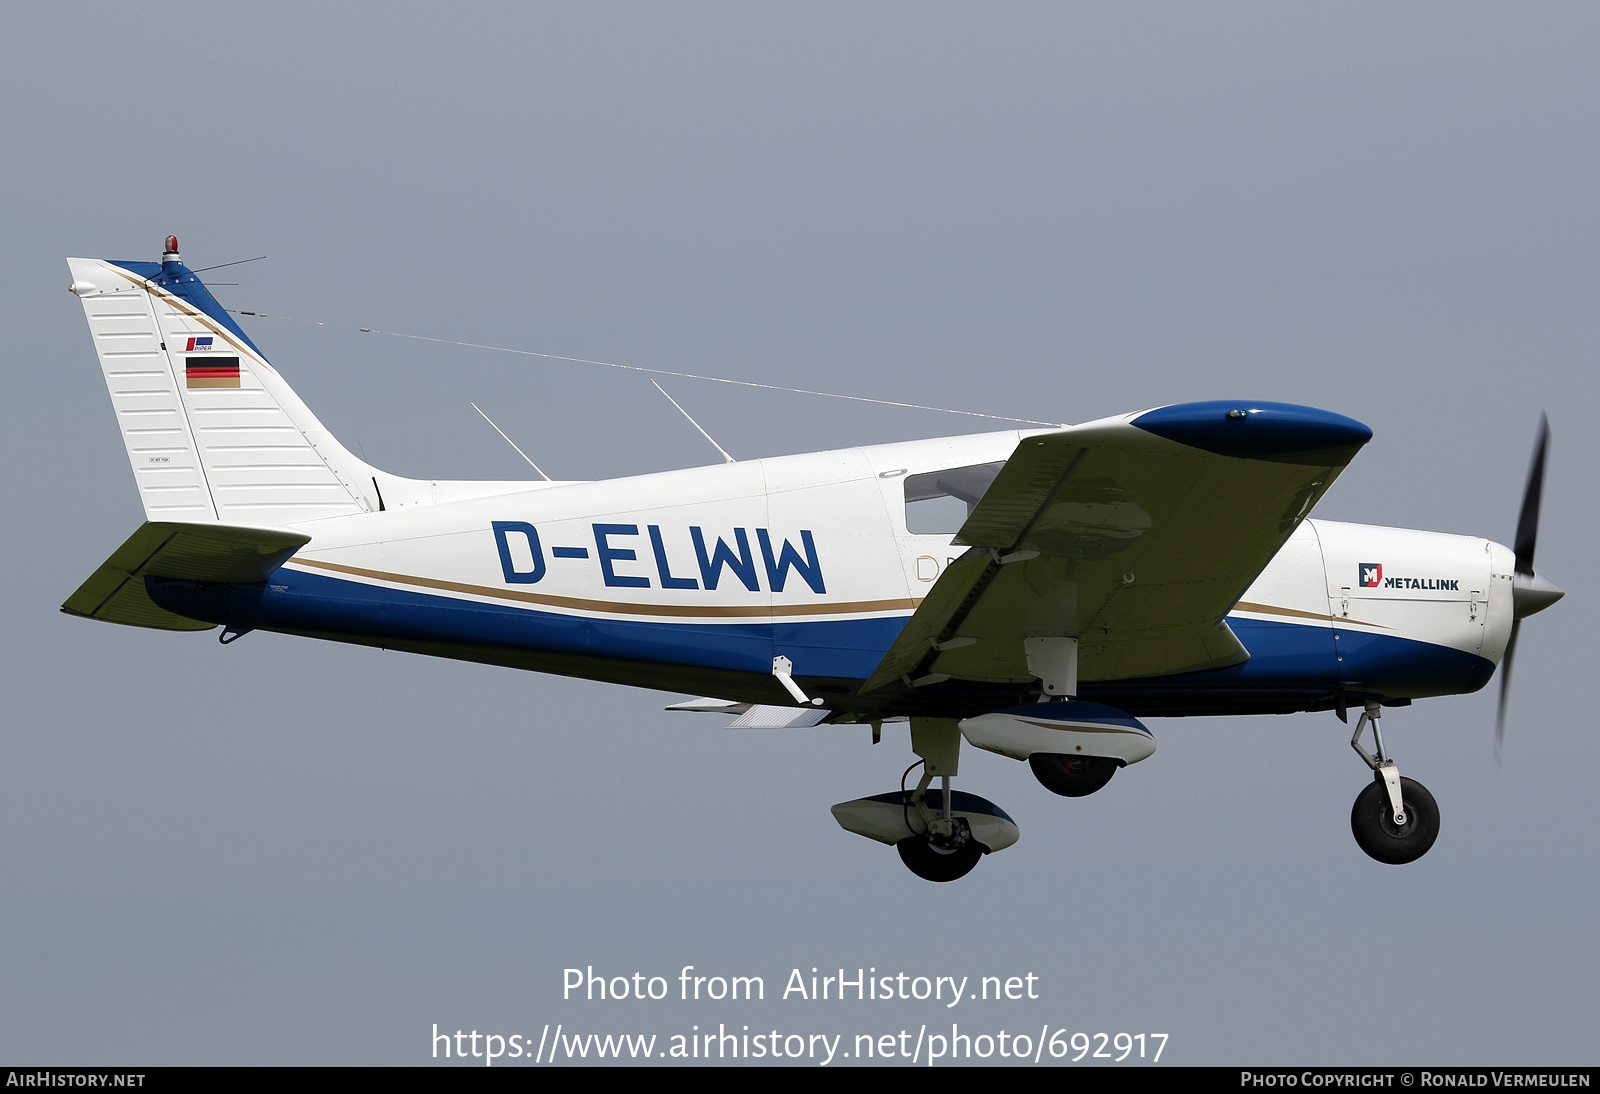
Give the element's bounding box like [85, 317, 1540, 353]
[63, 238, 1564, 881]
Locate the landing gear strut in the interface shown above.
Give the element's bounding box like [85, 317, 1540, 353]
[896, 723, 986, 883]
[1348, 703, 1440, 864]
[896, 798, 984, 883]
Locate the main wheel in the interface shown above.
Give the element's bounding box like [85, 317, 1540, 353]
[1029, 753, 1118, 797]
[1350, 775, 1440, 864]
[896, 835, 985, 882]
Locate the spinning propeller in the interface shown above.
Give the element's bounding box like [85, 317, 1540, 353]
[1496, 413, 1564, 755]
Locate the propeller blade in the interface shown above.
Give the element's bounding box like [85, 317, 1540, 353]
[1513, 413, 1549, 576]
[1498, 413, 1551, 758]
[1494, 617, 1520, 760]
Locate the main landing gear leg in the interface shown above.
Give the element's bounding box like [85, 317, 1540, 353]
[1348, 702, 1440, 864]
[897, 718, 984, 883]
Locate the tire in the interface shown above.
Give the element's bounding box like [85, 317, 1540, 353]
[1350, 775, 1440, 864]
[896, 835, 985, 882]
[1029, 753, 1118, 797]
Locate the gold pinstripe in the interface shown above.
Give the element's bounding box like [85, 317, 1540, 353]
[289, 556, 922, 620]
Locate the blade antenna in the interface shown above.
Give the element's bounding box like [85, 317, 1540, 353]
[650, 380, 736, 464]
[470, 403, 552, 480]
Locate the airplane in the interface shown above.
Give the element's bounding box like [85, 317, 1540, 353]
[61, 237, 1565, 882]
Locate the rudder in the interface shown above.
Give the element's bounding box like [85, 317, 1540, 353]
[68, 237, 384, 526]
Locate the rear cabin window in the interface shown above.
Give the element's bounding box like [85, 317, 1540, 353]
[903, 462, 1005, 535]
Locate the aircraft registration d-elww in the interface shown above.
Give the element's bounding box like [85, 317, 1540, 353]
[62, 239, 1565, 881]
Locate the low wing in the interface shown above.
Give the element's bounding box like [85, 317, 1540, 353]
[864, 401, 1371, 691]
[62, 521, 311, 631]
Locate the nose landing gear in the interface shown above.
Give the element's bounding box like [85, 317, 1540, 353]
[1348, 702, 1440, 864]
[1351, 775, 1440, 864]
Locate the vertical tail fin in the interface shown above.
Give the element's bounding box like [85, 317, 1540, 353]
[68, 239, 384, 525]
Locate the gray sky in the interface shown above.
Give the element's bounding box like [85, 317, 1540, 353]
[2, 2, 1595, 1065]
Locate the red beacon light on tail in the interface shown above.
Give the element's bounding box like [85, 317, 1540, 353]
[163, 235, 179, 259]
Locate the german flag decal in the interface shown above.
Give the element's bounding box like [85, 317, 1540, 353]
[186, 356, 241, 389]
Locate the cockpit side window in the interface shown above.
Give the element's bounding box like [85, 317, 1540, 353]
[903, 462, 1005, 534]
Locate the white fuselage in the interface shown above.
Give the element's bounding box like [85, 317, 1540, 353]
[176, 432, 1512, 715]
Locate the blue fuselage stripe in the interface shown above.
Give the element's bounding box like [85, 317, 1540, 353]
[145, 568, 1494, 697]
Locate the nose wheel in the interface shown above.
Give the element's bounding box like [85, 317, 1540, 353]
[1348, 702, 1440, 864]
[1350, 774, 1440, 864]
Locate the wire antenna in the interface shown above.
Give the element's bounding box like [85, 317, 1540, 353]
[650, 380, 736, 463]
[470, 403, 552, 480]
[223, 308, 1062, 427]
[187, 255, 268, 275]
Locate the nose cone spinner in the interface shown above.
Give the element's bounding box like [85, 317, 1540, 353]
[1511, 570, 1564, 619]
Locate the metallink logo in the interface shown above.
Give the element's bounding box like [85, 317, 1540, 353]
[1357, 562, 1461, 592]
